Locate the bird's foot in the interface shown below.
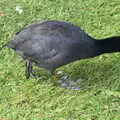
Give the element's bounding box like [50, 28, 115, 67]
[56, 72, 82, 90]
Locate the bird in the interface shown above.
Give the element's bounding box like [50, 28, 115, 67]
[7, 20, 120, 88]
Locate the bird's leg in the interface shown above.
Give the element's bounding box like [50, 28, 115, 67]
[56, 71, 81, 90]
[51, 70, 57, 86]
[51, 70, 80, 90]
[25, 59, 32, 79]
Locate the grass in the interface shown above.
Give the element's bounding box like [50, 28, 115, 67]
[0, 0, 120, 119]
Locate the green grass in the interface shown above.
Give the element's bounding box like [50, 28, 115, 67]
[0, 0, 120, 119]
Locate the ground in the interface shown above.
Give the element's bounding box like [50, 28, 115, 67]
[0, 0, 120, 120]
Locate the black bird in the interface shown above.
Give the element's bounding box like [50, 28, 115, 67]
[7, 20, 120, 87]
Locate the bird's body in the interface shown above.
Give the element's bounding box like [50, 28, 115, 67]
[7, 20, 120, 87]
[7, 20, 98, 72]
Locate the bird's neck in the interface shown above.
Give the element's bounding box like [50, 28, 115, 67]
[95, 37, 120, 55]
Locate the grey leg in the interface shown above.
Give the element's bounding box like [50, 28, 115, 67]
[56, 71, 81, 90]
[25, 60, 32, 79]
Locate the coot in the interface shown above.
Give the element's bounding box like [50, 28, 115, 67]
[7, 20, 120, 87]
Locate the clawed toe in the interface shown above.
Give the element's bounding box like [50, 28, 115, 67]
[56, 72, 82, 90]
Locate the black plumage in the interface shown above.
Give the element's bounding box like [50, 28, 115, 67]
[7, 20, 120, 86]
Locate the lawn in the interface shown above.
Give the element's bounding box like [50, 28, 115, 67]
[0, 0, 120, 120]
